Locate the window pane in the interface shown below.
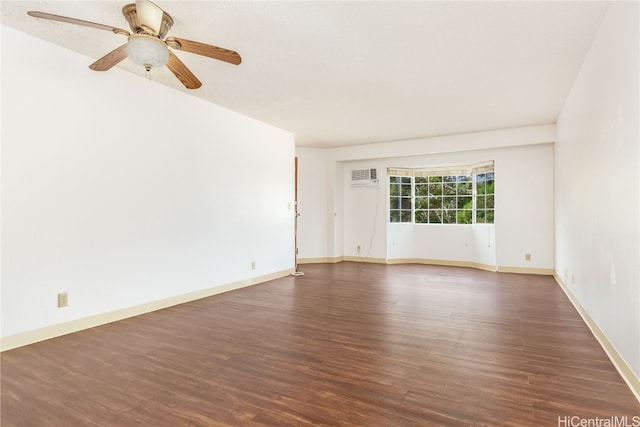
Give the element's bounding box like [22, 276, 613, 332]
[400, 211, 411, 222]
[477, 210, 486, 223]
[415, 198, 428, 209]
[443, 183, 456, 196]
[401, 184, 412, 197]
[477, 181, 486, 194]
[415, 184, 429, 197]
[444, 197, 456, 209]
[443, 210, 456, 224]
[390, 210, 400, 222]
[486, 180, 495, 195]
[390, 184, 399, 196]
[390, 176, 399, 183]
[389, 197, 399, 209]
[486, 195, 494, 208]
[457, 182, 472, 195]
[486, 210, 495, 223]
[443, 176, 457, 183]
[401, 198, 412, 210]
[429, 176, 442, 183]
[415, 177, 428, 184]
[429, 183, 442, 195]
[415, 210, 428, 223]
[429, 196, 442, 209]
[458, 196, 472, 209]
[477, 196, 485, 209]
[457, 210, 472, 224]
[429, 210, 442, 223]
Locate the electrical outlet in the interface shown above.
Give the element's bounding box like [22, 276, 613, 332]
[357, 245, 361, 255]
[251, 261, 256, 270]
[525, 253, 531, 261]
[57, 292, 68, 308]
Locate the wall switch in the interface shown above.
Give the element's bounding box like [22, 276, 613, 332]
[525, 253, 531, 261]
[57, 292, 68, 308]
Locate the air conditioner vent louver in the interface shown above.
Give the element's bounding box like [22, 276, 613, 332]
[351, 168, 378, 187]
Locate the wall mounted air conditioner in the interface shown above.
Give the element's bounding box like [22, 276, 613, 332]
[351, 168, 378, 187]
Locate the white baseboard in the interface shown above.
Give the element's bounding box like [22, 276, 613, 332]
[386, 257, 498, 271]
[301, 256, 497, 270]
[299, 257, 555, 276]
[342, 256, 387, 264]
[298, 257, 344, 264]
[1, 269, 293, 352]
[554, 273, 640, 403]
[497, 266, 554, 275]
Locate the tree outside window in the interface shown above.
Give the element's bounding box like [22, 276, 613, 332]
[388, 162, 494, 225]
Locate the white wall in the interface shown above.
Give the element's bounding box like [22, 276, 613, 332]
[343, 160, 387, 260]
[555, 2, 639, 378]
[388, 223, 475, 263]
[1, 27, 295, 339]
[296, 127, 554, 270]
[494, 144, 554, 270]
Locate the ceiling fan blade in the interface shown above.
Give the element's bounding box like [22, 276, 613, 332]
[89, 44, 128, 71]
[27, 11, 129, 36]
[135, 0, 165, 36]
[166, 51, 202, 89]
[165, 37, 241, 65]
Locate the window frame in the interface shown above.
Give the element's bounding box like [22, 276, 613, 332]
[388, 162, 494, 225]
[389, 176, 412, 223]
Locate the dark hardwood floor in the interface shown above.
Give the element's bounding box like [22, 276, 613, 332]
[2, 262, 639, 426]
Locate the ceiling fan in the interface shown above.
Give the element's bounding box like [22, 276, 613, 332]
[27, 0, 242, 89]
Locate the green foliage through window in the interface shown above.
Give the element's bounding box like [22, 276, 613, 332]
[475, 172, 495, 224]
[388, 163, 494, 225]
[389, 176, 412, 222]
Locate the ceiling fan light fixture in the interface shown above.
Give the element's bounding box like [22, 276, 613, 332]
[127, 33, 168, 70]
[28, 6, 241, 90]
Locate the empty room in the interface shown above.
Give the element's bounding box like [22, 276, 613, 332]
[1, 1, 639, 426]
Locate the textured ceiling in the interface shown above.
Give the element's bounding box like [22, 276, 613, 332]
[1, 1, 609, 147]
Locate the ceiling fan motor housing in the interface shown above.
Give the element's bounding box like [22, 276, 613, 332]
[122, 3, 173, 38]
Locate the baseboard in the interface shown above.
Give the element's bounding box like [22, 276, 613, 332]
[554, 273, 640, 403]
[342, 256, 387, 264]
[299, 257, 523, 273]
[298, 257, 344, 264]
[386, 258, 497, 272]
[1, 268, 293, 352]
[301, 257, 554, 276]
[498, 266, 554, 275]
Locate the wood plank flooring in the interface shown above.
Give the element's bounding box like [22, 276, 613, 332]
[2, 262, 639, 426]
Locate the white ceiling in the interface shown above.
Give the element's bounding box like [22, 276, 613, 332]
[2, 1, 609, 148]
